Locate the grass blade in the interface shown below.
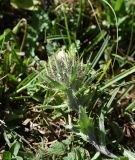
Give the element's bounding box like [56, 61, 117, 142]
[91, 35, 110, 69]
[126, 101, 135, 112]
[105, 87, 119, 113]
[100, 65, 135, 90]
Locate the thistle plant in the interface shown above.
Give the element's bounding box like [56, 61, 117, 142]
[38, 46, 117, 158]
[43, 47, 96, 112]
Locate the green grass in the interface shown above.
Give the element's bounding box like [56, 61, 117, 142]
[0, 0, 135, 160]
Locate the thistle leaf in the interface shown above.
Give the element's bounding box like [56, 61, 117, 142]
[79, 107, 94, 135]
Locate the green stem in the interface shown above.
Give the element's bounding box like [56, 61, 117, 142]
[64, 12, 72, 46]
[20, 19, 27, 52]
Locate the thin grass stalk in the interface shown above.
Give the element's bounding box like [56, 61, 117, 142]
[63, 12, 72, 46]
[102, 0, 119, 67]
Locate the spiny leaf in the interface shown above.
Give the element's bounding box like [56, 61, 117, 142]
[79, 107, 94, 135]
[99, 113, 106, 147]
